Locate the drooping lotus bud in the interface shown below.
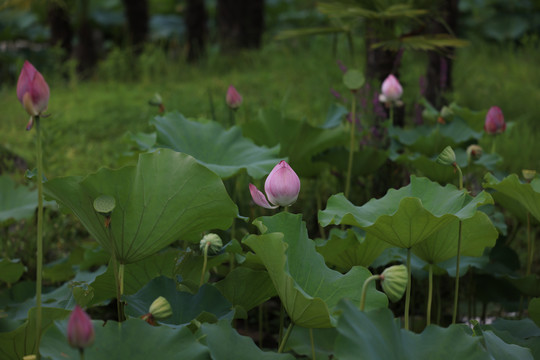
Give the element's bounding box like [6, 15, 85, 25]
[200, 233, 223, 255]
[67, 305, 95, 350]
[249, 161, 301, 209]
[226, 85, 243, 109]
[484, 106, 506, 134]
[436, 146, 456, 166]
[16, 61, 50, 128]
[378, 74, 403, 104]
[522, 169, 536, 182]
[380, 265, 408, 302]
[466, 144, 483, 161]
[141, 296, 173, 326]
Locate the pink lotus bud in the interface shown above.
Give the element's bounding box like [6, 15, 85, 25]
[67, 305, 95, 350]
[16, 61, 50, 123]
[226, 85, 243, 109]
[484, 106, 506, 134]
[249, 161, 300, 209]
[379, 74, 403, 103]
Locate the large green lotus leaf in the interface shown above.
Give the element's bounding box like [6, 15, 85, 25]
[124, 276, 233, 325]
[151, 112, 282, 179]
[480, 318, 540, 359]
[412, 211, 498, 264]
[175, 250, 230, 292]
[44, 150, 237, 264]
[504, 274, 540, 297]
[314, 146, 389, 177]
[214, 267, 276, 313]
[482, 330, 534, 360]
[241, 108, 347, 177]
[530, 298, 540, 328]
[319, 176, 493, 249]
[40, 318, 209, 360]
[0, 307, 69, 360]
[287, 327, 337, 359]
[0, 175, 53, 223]
[243, 213, 387, 328]
[316, 228, 391, 270]
[483, 173, 540, 222]
[199, 321, 295, 360]
[334, 301, 491, 360]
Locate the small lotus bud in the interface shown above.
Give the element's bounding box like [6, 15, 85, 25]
[379, 74, 403, 103]
[249, 161, 301, 209]
[484, 106, 506, 134]
[523, 169, 536, 182]
[200, 233, 223, 255]
[466, 144, 483, 161]
[436, 146, 456, 166]
[380, 265, 408, 302]
[67, 305, 95, 350]
[226, 85, 243, 109]
[16, 61, 50, 125]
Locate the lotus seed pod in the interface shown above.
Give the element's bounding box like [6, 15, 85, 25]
[149, 296, 173, 320]
[436, 146, 456, 166]
[200, 233, 223, 255]
[523, 169, 536, 182]
[466, 144, 483, 161]
[381, 265, 408, 302]
[93, 195, 116, 215]
[440, 106, 453, 120]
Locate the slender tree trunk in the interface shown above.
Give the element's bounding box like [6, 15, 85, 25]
[48, 1, 73, 61]
[186, 0, 208, 62]
[76, 0, 98, 76]
[425, 0, 459, 108]
[121, 0, 149, 52]
[216, 0, 265, 52]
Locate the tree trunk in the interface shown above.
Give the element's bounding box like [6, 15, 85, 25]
[425, 0, 459, 108]
[75, 0, 98, 76]
[186, 0, 208, 62]
[48, 1, 73, 61]
[121, 0, 149, 52]
[216, 0, 265, 52]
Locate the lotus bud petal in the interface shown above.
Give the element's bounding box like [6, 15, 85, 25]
[484, 106, 506, 134]
[380, 74, 403, 103]
[67, 305, 95, 350]
[249, 183, 278, 209]
[437, 146, 456, 166]
[149, 296, 173, 320]
[16, 61, 50, 121]
[226, 85, 243, 109]
[264, 161, 301, 207]
[523, 169, 536, 182]
[380, 265, 408, 302]
[200, 233, 223, 255]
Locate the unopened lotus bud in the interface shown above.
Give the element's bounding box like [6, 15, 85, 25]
[67, 305, 95, 350]
[249, 161, 301, 209]
[380, 265, 408, 302]
[523, 169, 536, 182]
[16, 61, 50, 123]
[436, 146, 456, 166]
[200, 233, 223, 255]
[226, 85, 243, 109]
[466, 144, 483, 161]
[484, 106, 506, 134]
[378, 74, 403, 103]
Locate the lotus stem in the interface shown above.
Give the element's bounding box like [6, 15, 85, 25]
[309, 328, 316, 360]
[79, 349, 85, 360]
[452, 220, 463, 324]
[427, 264, 433, 326]
[108, 233, 123, 322]
[35, 116, 43, 357]
[527, 212, 533, 276]
[404, 248, 412, 331]
[278, 322, 294, 353]
[200, 241, 211, 287]
[345, 92, 357, 198]
[278, 303, 285, 345]
[456, 164, 463, 191]
[390, 104, 394, 126]
[258, 304, 263, 347]
[359, 275, 381, 311]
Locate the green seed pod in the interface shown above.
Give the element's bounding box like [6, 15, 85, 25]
[93, 195, 116, 215]
[149, 296, 173, 320]
[381, 265, 408, 302]
[522, 169, 537, 182]
[200, 233, 223, 255]
[466, 144, 482, 161]
[436, 146, 456, 166]
[440, 106, 454, 120]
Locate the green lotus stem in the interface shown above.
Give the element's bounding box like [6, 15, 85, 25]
[34, 116, 43, 357]
[427, 264, 433, 326]
[258, 304, 263, 347]
[404, 248, 412, 331]
[108, 233, 123, 322]
[455, 164, 463, 191]
[345, 93, 357, 198]
[79, 349, 85, 360]
[359, 275, 381, 311]
[315, 180, 326, 239]
[309, 328, 316, 360]
[200, 241, 211, 287]
[278, 322, 294, 353]
[229, 108, 235, 126]
[278, 303, 285, 345]
[452, 220, 463, 324]
[527, 212, 533, 276]
[390, 105, 394, 126]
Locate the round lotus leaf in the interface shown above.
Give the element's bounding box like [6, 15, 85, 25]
[93, 195, 116, 214]
[343, 69, 365, 90]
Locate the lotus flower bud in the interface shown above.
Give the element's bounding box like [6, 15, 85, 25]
[226, 85, 243, 109]
[523, 169, 536, 182]
[200, 233, 223, 255]
[249, 161, 301, 209]
[466, 144, 483, 161]
[378, 74, 403, 103]
[484, 106, 506, 134]
[16, 61, 50, 128]
[436, 146, 456, 166]
[67, 305, 95, 350]
[380, 265, 408, 302]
